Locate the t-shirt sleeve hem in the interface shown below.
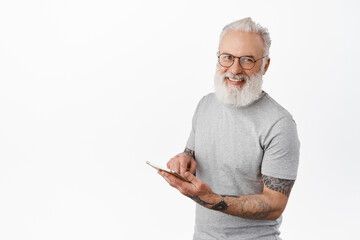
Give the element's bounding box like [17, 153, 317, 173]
[261, 171, 297, 180]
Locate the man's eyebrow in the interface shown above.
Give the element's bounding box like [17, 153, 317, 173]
[219, 53, 255, 58]
[242, 55, 255, 58]
[219, 52, 232, 55]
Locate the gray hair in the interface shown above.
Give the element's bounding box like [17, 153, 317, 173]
[219, 17, 271, 58]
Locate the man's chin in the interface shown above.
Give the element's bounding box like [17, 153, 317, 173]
[214, 72, 263, 108]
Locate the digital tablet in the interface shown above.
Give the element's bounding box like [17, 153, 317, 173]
[146, 161, 191, 183]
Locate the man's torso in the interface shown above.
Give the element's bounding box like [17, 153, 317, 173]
[186, 92, 299, 240]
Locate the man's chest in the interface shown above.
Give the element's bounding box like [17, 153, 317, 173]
[194, 112, 266, 179]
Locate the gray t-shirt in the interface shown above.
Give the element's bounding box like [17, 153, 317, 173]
[186, 92, 300, 240]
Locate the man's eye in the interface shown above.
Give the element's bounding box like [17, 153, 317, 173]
[241, 57, 255, 63]
[222, 55, 233, 60]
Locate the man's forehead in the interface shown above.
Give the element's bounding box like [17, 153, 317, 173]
[219, 30, 264, 56]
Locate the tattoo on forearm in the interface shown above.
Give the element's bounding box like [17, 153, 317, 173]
[186, 195, 213, 206]
[187, 195, 229, 210]
[238, 195, 272, 219]
[187, 194, 271, 219]
[211, 200, 228, 210]
[183, 148, 195, 158]
[262, 175, 295, 197]
[221, 194, 271, 219]
[187, 195, 272, 219]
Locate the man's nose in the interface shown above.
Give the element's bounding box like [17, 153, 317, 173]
[228, 58, 244, 75]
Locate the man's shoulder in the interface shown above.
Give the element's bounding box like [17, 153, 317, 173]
[240, 92, 297, 130]
[259, 92, 294, 120]
[201, 92, 216, 102]
[196, 92, 217, 108]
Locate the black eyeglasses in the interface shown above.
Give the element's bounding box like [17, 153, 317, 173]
[218, 53, 267, 70]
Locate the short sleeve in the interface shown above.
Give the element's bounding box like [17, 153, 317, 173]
[261, 117, 300, 180]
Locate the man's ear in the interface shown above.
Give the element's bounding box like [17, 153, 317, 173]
[263, 58, 270, 75]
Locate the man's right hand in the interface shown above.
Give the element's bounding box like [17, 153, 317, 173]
[167, 148, 196, 177]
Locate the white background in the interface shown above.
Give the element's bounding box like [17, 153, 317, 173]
[0, 0, 359, 239]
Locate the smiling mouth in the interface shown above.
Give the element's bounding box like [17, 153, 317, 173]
[227, 77, 245, 82]
[225, 77, 246, 86]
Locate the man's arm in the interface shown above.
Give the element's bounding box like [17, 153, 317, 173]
[159, 171, 294, 220]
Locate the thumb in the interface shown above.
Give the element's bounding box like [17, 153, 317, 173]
[184, 172, 199, 183]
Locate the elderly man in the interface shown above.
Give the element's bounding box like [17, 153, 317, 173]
[159, 17, 300, 240]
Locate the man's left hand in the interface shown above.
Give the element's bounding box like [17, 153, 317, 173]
[158, 170, 214, 202]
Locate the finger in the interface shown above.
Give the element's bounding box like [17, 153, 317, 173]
[168, 158, 180, 173]
[166, 158, 175, 169]
[188, 161, 197, 175]
[164, 172, 193, 195]
[184, 172, 199, 184]
[179, 159, 188, 176]
[159, 171, 172, 185]
[160, 171, 195, 196]
[161, 171, 181, 187]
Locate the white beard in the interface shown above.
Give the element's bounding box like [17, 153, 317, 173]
[214, 68, 264, 107]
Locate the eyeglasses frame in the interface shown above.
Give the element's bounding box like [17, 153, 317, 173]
[217, 53, 268, 70]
